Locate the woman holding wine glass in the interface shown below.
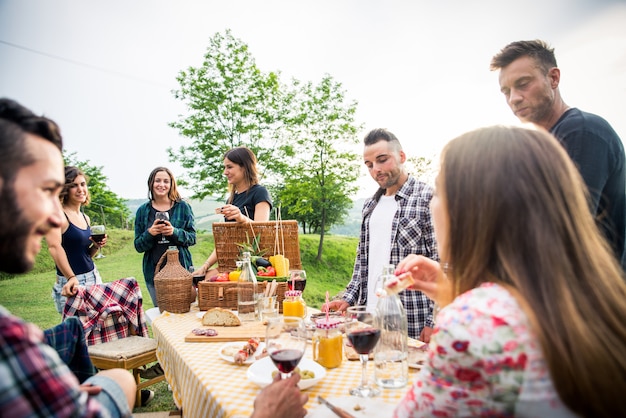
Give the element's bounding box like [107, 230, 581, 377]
[393, 126, 626, 417]
[47, 166, 106, 314]
[134, 167, 196, 306]
[195, 147, 272, 279]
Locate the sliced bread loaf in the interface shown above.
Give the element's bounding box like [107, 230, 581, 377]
[202, 307, 241, 327]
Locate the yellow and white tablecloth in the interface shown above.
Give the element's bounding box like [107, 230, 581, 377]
[152, 304, 419, 418]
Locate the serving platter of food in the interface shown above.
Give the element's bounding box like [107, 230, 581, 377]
[219, 339, 266, 365]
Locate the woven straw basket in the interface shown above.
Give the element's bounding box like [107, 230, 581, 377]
[197, 281, 289, 312]
[211, 220, 302, 272]
[154, 248, 193, 313]
[197, 220, 301, 311]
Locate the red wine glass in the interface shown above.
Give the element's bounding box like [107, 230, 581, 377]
[265, 316, 307, 379]
[346, 306, 381, 397]
[90, 224, 106, 259]
[288, 269, 307, 293]
[155, 211, 170, 244]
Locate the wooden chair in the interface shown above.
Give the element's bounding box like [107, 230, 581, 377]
[63, 277, 165, 406]
[87, 336, 164, 406]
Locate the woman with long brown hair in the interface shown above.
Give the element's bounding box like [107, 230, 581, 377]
[394, 126, 626, 417]
[195, 146, 272, 278]
[134, 167, 196, 306]
[47, 166, 106, 314]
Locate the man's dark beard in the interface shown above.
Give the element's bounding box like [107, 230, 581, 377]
[0, 183, 33, 273]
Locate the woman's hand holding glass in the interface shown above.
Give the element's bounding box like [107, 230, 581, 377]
[219, 204, 246, 222]
[154, 212, 171, 244]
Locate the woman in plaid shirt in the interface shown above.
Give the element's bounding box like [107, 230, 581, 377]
[134, 167, 197, 306]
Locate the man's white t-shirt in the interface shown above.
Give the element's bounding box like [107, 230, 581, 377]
[366, 195, 397, 312]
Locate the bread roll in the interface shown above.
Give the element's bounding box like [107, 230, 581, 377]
[202, 308, 241, 327]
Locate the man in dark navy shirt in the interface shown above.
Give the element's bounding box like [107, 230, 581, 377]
[491, 40, 626, 269]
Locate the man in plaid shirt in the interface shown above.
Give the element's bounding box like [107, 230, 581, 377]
[0, 98, 308, 418]
[0, 98, 136, 417]
[326, 128, 438, 341]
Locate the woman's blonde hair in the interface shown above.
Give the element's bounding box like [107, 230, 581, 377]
[440, 125, 626, 417]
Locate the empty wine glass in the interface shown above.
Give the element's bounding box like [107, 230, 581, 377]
[265, 316, 307, 379]
[346, 306, 381, 397]
[90, 224, 106, 259]
[155, 211, 170, 244]
[288, 269, 307, 293]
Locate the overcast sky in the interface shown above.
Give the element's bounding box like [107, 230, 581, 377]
[1, 0, 625, 199]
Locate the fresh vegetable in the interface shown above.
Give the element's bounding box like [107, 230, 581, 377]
[228, 270, 241, 281]
[269, 255, 289, 277]
[255, 258, 272, 268]
[209, 272, 229, 282]
[257, 266, 276, 277]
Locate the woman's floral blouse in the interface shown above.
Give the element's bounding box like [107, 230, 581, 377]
[394, 282, 575, 418]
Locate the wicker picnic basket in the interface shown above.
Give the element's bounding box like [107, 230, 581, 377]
[197, 281, 289, 313]
[154, 248, 193, 314]
[197, 220, 301, 312]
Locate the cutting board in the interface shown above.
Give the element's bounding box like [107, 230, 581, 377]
[185, 320, 267, 342]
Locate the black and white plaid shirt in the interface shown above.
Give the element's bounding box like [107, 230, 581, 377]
[343, 176, 438, 339]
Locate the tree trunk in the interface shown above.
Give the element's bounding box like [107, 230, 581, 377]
[316, 208, 326, 261]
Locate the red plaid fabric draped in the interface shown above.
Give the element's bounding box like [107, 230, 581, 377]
[63, 277, 148, 345]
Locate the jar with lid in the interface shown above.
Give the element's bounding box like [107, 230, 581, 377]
[312, 318, 343, 369]
[282, 290, 306, 318]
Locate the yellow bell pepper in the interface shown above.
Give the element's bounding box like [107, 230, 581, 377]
[228, 270, 241, 282]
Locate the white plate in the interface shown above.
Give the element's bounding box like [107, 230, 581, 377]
[306, 396, 394, 418]
[219, 341, 265, 365]
[246, 356, 326, 390]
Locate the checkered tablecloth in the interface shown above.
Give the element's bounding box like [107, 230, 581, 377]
[152, 304, 418, 418]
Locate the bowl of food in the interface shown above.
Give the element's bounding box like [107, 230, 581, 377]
[246, 357, 326, 390]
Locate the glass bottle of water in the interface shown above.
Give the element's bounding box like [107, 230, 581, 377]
[374, 264, 409, 388]
[237, 252, 259, 322]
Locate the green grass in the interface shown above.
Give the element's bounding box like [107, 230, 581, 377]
[0, 228, 357, 413]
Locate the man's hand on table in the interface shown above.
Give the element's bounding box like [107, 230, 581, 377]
[322, 299, 349, 313]
[251, 373, 308, 418]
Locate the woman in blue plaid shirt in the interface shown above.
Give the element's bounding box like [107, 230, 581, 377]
[134, 167, 197, 306]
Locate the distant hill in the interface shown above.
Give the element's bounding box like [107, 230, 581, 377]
[125, 198, 365, 237]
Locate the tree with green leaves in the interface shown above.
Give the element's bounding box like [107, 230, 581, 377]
[64, 153, 130, 228]
[406, 155, 437, 186]
[169, 29, 293, 199]
[275, 75, 361, 261]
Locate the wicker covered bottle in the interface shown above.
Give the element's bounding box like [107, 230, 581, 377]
[154, 247, 193, 313]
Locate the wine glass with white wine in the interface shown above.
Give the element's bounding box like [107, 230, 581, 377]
[90, 224, 106, 259]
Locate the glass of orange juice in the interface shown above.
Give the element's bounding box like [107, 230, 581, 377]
[282, 290, 306, 318]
